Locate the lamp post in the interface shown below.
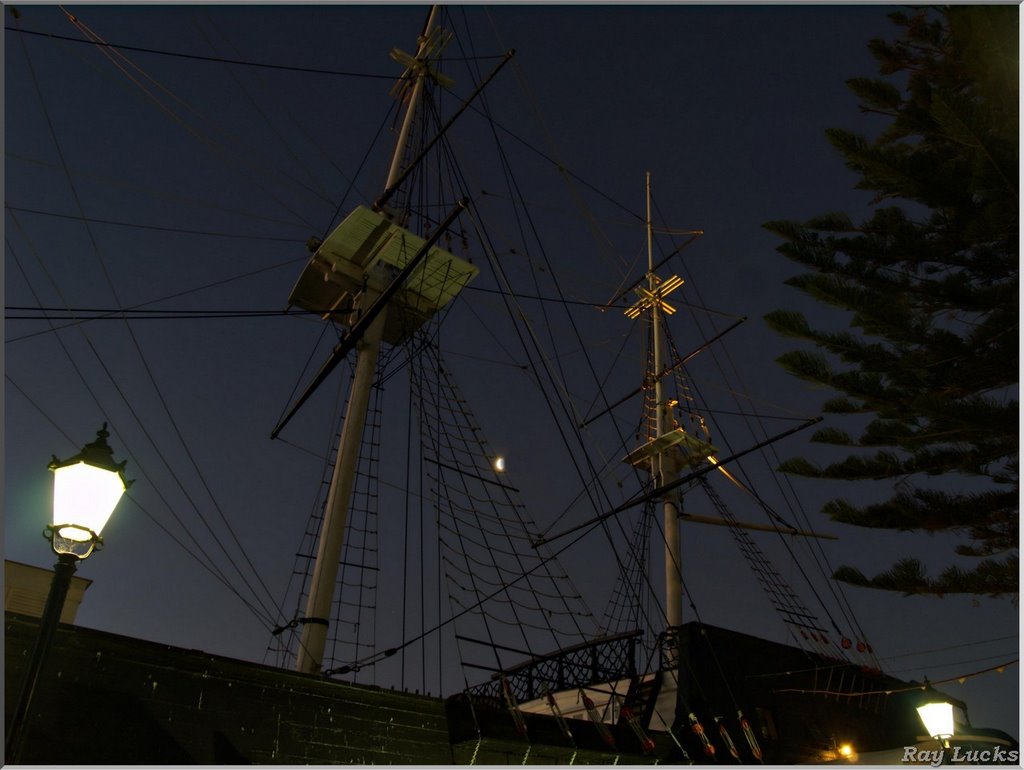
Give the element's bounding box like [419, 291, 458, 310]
[5, 424, 132, 764]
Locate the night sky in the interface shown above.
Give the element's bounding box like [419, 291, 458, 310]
[5, 3, 1018, 741]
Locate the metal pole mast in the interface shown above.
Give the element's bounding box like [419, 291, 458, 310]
[296, 7, 439, 675]
[647, 172, 682, 629]
[384, 6, 441, 216]
[295, 301, 387, 674]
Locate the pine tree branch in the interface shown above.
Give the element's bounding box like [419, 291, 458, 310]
[765, 6, 1019, 596]
[833, 555, 1018, 598]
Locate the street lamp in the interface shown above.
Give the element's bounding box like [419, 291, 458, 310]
[917, 699, 955, 755]
[5, 424, 132, 763]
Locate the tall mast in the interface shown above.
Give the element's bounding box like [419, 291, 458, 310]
[647, 172, 683, 629]
[295, 7, 440, 675]
[384, 6, 441, 211]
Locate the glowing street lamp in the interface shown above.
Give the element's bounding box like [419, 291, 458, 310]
[917, 699, 955, 751]
[5, 424, 132, 763]
[48, 423, 132, 556]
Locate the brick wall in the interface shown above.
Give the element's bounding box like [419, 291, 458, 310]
[5, 613, 454, 764]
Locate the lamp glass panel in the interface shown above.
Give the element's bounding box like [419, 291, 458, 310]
[917, 702, 955, 739]
[52, 461, 126, 540]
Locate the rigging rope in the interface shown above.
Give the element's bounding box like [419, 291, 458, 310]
[193, 14, 335, 206]
[269, 355, 352, 669]
[451, 102, 674, 633]
[6, 372, 282, 630]
[4, 254, 312, 345]
[7, 205, 287, 632]
[699, 475, 834, 658]
[418, 340, 597, 662]
[7, 25, 427, 79]
[6, 153, 312, 230]
[3, 205, 299, 241]
[328, 367, 384, 683]
[774, 658, 1019, 697]
[59, 7, 331, 226]
[651, 191, 877, 665]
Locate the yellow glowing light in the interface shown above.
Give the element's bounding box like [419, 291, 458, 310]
[52, 461, 127, 541]
[493, 456, 506, 473]
[623, 274, 684, 319]
[917, 701, 955, 739]
[839, 743, 854, 758]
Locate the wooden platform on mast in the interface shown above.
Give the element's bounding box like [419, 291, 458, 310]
[288, 205, 479, 344]
[623, 428, 717, 469]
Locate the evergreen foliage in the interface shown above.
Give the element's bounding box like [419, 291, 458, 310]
[764, 7, 1018, 597]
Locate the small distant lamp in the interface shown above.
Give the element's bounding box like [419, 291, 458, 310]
[5, 424, 132, 763]
[917, 700, 955, 749]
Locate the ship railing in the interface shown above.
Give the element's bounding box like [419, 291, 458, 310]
[466, 629, 642, 704]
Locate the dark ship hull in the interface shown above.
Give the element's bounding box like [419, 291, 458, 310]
[12, 611, 1014, 765]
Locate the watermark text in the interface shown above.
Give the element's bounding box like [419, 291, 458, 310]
[902, 746, 1020, 765]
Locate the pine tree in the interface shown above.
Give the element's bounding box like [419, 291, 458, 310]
[763, 7, 1018, 597]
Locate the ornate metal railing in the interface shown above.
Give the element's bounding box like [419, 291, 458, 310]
[467, 630, 642, 703]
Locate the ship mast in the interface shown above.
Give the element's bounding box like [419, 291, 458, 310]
[646, 172, 683, 629]
[295, 7, 441, 675]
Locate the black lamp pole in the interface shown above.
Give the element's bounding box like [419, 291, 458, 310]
[5, 425, 131, 764]
[5, 551, 80, 763]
